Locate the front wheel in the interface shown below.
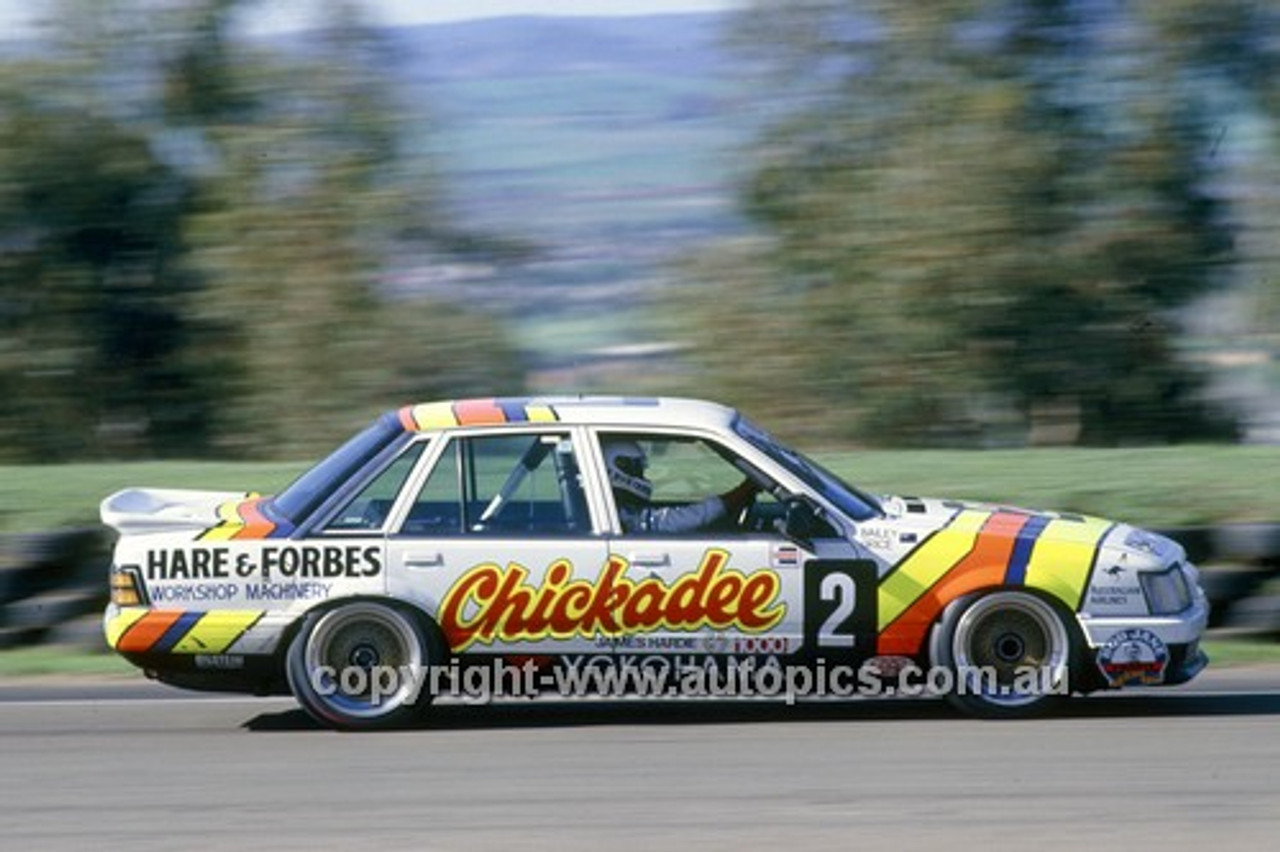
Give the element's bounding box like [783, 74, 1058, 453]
[286, 601, 433, 730]
[932, 591, 1074, 718]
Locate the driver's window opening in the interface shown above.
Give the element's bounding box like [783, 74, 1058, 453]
[601, 432, 778, 536]
[400, 432, 587, 536]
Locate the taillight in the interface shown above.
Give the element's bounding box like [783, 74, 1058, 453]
[110, 567, 148, 606]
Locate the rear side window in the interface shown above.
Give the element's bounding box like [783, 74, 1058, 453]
[398, 432, 589, 536]
[324, 443, 428, 532]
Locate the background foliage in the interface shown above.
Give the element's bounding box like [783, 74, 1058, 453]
[0, 0, 521, 462]
[678, 0, 1277, 447]
[0, 0, 1275, 461]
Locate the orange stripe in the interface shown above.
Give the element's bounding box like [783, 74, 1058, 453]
[233, 498, 276, 540]
[877, 512, 1028, 656]
[452, 399, 507, 425]
[116, 610, 186, 653]
[398, 406, 418, 431]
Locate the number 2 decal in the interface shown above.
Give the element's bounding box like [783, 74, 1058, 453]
[803, 560, 878, 663]
[817, 572, 857, 648]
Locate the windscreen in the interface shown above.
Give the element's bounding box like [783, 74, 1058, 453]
[733, 414, 882, 522]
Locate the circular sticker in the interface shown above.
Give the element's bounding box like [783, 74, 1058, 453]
[1097, 628, 1169, 687]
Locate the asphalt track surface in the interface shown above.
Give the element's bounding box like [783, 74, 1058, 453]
[2, 668, 1280, 852]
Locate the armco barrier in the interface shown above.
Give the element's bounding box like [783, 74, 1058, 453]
[0, 524, 1277, 651]
[0, 529, 110, 650]
[1158, 524, 1280, 637]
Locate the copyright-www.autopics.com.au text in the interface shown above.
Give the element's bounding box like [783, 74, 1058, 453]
[309, 655, 1068, 706]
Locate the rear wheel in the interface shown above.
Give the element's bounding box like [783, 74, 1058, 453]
[933, 591, 1073, 718]
[286, 601, 433, 730]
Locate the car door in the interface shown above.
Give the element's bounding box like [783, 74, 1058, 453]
[384, 428, 611, 658]
[593, 430, 807, 661]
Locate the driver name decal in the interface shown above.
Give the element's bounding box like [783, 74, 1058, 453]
[440, 549, 785, 652]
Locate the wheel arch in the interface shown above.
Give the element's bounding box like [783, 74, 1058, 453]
[275, 594, 450, 671]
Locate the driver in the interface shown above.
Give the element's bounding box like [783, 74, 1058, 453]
[604, 440, 761, 535]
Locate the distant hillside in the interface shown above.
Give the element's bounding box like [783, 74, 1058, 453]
[380, 13, 758, 364]
[387, 14, 731, 80]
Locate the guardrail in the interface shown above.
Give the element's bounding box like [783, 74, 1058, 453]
[1154, 524, 1280, 637]
[0, 529, 110, 649]
[1, 525, 1279, 651]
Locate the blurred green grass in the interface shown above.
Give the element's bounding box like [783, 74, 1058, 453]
[3, 445, 1276, 533]
[0, 646, 134, 678]
[0, 461, 307, 533]
[837, 445, 1280, 528]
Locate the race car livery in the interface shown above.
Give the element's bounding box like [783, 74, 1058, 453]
[102, 396, 1209, 728]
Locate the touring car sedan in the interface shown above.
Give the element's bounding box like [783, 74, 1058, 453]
[101, 396, 1208, 728]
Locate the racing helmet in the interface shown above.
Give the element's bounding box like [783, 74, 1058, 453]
[603, 440, 652, 502]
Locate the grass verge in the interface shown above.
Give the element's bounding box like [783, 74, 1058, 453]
[0, 645, 135, 678]
[4, 446, 1279, 533]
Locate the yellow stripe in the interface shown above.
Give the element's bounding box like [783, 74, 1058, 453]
[525, 404, 557, 422]
[104, 607, 148, 649]
[201, 496, 251, 541]
[219, 498, 244, 522]
[1024, 516, 1112, 608]
[877, 510, 989, 630]
[408, 402, 458, 430]
[170, 611, 263, 654]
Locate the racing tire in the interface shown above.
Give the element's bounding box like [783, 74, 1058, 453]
[931, 591, 1074, 719]
[286, 601, 435, 730]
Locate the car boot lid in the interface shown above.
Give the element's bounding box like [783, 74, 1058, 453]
[100, 488, 251, 536]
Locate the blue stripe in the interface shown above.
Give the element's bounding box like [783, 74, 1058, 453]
[152, 611, 203, 653]
[1004, 515, 1052, 585]
[497, 399, 532, 422]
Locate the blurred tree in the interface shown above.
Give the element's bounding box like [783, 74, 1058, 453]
[0, 80, 212, 460]
[683, 0, 1266, 445]
[0, 0, 525, 461]
[175, 0, 524, 457]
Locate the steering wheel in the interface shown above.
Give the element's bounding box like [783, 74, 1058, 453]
[735, 490, 760, 531]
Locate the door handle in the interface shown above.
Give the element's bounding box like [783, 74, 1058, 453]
[628, 552, 670, 568]
[405, 552, 444, 569]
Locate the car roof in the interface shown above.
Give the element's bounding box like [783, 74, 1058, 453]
[395, 396, 738, 433]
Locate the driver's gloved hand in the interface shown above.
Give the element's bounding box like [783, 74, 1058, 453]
[720, 478, 762, 517]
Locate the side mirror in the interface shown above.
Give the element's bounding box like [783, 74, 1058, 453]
[782, 497, 819, 545]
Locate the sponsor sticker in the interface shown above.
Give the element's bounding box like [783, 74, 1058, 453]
[858, 526, 896, 551]
[1097, 628, 1169, 686]
[195, 654, 246, 670]
[438, 549, 786, 652]
[145, 544, 382, 581]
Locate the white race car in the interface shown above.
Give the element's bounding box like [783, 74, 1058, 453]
[102, 397, 1208, 728]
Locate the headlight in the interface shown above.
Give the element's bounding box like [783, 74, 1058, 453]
[1140, 565, 1192, 615]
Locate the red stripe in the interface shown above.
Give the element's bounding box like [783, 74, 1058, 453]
[398, 406, 418, 431]
[453, 399, 506, 425]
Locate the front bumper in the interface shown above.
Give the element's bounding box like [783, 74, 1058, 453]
[1077, 590, 1210, 690]
[1161, 641, 1209, 686]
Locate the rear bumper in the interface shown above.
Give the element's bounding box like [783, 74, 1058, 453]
[104, 604, 295, 695]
